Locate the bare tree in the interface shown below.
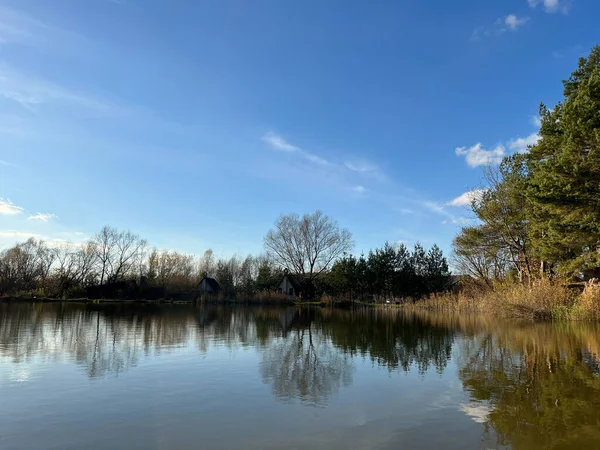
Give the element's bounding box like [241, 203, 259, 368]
[198, 249, 215, 277]
[74, 242, 99, 286]
[111, 230, 147, 282]
[0, 239, 56, 293]
[146, 248, 197, 289]
[264, 211, 353, 291]
[91, 226, 146, 284]
[92, 226, 118, 285]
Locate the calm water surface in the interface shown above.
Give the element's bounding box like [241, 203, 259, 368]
[1, 303, 600, 450]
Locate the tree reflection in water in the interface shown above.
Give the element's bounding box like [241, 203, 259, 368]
[448, 315, 600, 450]
[0, 303, 195, 378]
[259, 309, 354, 405]
[3, 303, 600, 449]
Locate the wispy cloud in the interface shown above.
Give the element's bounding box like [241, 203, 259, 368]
[471, 14, 529, 41]
[447, 189, 487, 207]
[304, 152, 329, 166]
[0, 159, 18, 168]
[344, 159, 386, 181]
[0, 198, 23, 215]
[28, 213, 57, 222]
[0, 5, 96, 56]
[261, 132, 331, 166]
[528, 0, 570, 14]
[350, 185, 367, 196]
[0, 6, 48, 47]
[456, 143, 505, 167]
[0, 64, 117, 115]
[530, 115, 542, 128]
[505, 14, 530, 30]
[422, 200, 473, 225]
[261, 132, 300, 152]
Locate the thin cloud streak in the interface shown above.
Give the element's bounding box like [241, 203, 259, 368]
[0, 159, 18, 168]
[344, 159, 386, 181]
[0, 64, 118, 114]
[261, 132, 300, 152]
[0, 198, 24, 215]
[28, 213, 57, 222]
[261, 132, 332, 166]
[0, 4, 100, 58]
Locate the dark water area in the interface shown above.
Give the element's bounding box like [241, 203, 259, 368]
[1, 304, 600, 449]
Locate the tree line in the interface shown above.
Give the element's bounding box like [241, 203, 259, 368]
[320, 242, 450, 301]
[453, 46, 600, 285]
[0, 226, 279, 299]
[0, 211, 451, 301]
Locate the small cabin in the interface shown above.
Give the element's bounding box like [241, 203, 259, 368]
[199, 276, 220, 295]
[277, 272, 302, 299]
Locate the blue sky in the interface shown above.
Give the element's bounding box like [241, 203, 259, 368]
[0, 0, 598, 258]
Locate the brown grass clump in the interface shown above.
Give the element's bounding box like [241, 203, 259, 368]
[571, 279, 600, 320]
[407, 278, 595, 321]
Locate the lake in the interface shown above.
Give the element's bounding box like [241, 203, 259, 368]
[1, 304, 600, 449]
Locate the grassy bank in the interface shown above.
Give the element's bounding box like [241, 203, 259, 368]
[405, 279, 600, 320]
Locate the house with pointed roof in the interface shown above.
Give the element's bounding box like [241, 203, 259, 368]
[277, 270, 303, 299]
[199, 274, 220, 296]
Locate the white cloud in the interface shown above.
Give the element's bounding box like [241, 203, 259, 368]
[457, 118, 543, 167]
[261, 132, 331, 166]
[456, 143, 505, 167]
[398, 208, 414, 215]
[528, 0, 569, 13]
[448, 189, 487, 207]
[0, 199, 23, 215]
[471, 14, 528, 41]
[27, 213, 57, 222]
[505, 14, 529, 30]
[261, 132, 300, 152]
[508, 132, 540, 153]
[350, 185, 366, 195]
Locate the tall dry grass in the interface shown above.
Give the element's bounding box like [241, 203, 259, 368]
[408, 278, 600, 321]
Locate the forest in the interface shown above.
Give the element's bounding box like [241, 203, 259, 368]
[453, 46, 600, 285]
